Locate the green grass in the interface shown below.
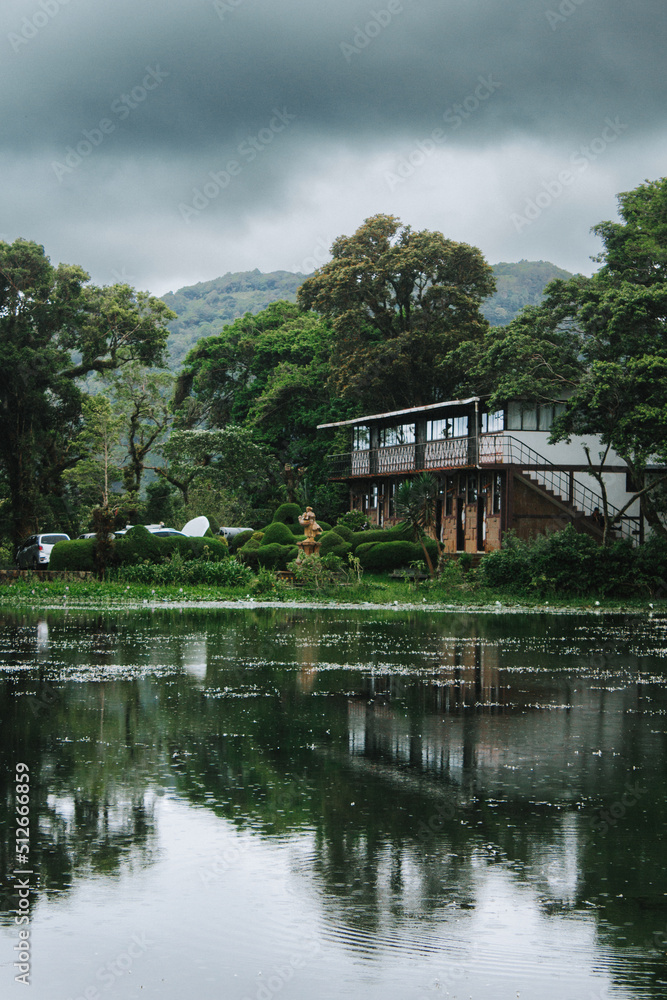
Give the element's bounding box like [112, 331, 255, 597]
[0, 572, 662, 614]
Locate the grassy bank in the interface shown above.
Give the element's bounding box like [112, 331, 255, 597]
[0, 572, 662, 614]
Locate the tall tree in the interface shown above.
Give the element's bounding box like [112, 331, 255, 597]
[173, 300, 343, 510]
[454, 178, 667, 541]
[0, 239, 174, 542]
[154, 427, 283, 525]
[297, 215, 495, 411]
[106, 364, 174, 493]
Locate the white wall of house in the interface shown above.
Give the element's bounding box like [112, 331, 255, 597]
[505, 430, 641, 520]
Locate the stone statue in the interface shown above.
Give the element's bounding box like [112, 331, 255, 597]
[298, 506, 322, 540]
[297, 506, 322, 559]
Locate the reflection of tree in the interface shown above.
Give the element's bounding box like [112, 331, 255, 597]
[0, 606, 665, 998]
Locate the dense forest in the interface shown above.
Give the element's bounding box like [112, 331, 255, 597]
[161, 260, 573, 369]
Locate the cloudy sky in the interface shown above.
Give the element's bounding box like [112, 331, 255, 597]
[1, 0, 665, 295]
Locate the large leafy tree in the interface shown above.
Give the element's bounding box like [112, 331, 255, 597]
[155, 427, 283, 525]
[107, 363, 174, 494]
[297, 214, 495, 411]
[455, 178, 667, 541]
[0, 239, 174, 542]
[173, 300, 344, 512]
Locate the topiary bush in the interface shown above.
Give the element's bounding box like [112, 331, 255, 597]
[114, 525, 162, 565]
[332, 523, 354, 542]
[260, 521, 296, 546]
[319, 530, 352, 560]
[50, 539, 95, 572]
[272, 503, 301, 525]
[350, 523, 413, 551]
[255, 543, 299, 570]
[356, 540, 430, 571]
[337, 510, 372, 532]
[228, 530, 254, 554]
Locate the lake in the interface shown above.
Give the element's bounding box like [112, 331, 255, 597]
[1, 604, 666, 999]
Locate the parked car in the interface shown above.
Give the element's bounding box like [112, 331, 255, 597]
[16, 533, 70, 569]
[115, 524, 187, 538]
[219, 526, 254, 541]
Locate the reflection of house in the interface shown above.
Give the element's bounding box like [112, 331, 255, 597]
[319, 397, 644, 552]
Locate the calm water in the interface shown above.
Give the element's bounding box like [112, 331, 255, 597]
[1, 605, 666, 999]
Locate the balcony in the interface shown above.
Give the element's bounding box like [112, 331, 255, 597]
[329, 436, 478, 478]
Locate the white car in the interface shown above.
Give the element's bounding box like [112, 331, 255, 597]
[115, 524, 187, 538]
[16, 533, 70, 569]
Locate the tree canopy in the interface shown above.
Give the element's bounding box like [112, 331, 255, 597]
[297, 214, 495, 411]
[0, 239, 174, 541]
[455, 177, 667, 539]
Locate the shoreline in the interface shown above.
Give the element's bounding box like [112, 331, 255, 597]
[0, 577, 662, 617]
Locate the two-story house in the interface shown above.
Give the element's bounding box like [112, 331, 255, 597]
[318, 397, 644, 553]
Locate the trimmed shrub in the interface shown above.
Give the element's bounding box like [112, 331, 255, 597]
[272, 503, 301, 525]
[255, 543, 299, 570]
[350, 523, 413, 551]
[337, 510, 372, 532]
[318, 520, 332, 532]
[184, 537, 228, 561]
[357, 540, 429, 571]
[319, 530, 352, 559]
[228, 530, 253, 554]
[261, 521, 295, 546]
[114, 525, 162, 565]
[332, 523, 354, 542]
[50, 539, 95, 572]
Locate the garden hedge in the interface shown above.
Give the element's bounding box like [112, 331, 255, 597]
[355, 539, 437, 571]
[50, 539, 95, 572]
[261, 521, 296, 546]
[318, 530, 352, 560]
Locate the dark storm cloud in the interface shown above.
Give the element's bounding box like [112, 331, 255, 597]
[0, 0, 664, 291]
[2, 0, 664, 155]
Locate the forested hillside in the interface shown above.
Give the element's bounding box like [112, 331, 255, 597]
[162, 269, 305, 368]
[161, 260, 574, 368]
[483, 260, 574, 326]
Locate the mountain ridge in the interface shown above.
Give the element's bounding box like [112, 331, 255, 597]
[161, 260, 575, 369]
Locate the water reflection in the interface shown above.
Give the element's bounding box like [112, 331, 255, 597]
[0, 607, 666, 999]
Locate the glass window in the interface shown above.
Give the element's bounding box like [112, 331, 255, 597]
[481, 409, 504, 433]
[427, 418, 448, 441]
[380, 424, 415, 446]
[352, 426, 370, 451]
[521, 406, 538, 430]
[538, 404, 554, 430]
[507, 401, 522, 430]
[450, 416, 468, 438]
[467, 473, 478, 503]
[507, 402, 536, 429]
